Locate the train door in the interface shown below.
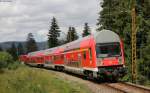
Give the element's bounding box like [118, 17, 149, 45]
[88, 48, 93, 67]
[60, 54, 64, 64]
[77, 52, 82, 67]
[81, 49, 92, 68]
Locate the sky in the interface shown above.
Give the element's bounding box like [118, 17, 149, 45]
[0, 0, 102, 42]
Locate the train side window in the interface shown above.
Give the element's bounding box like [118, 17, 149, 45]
[89, 48, 92, 60]
[53, 56, 56, 61]
[61, 55, 64, 59]
[83, 51, 86, 59]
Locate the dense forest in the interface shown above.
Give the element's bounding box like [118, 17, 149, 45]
[97, 0, 150, 84]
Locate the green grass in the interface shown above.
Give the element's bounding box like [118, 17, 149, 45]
[0, 65, 92, 93]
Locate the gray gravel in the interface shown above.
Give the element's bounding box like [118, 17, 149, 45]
[50, 70, 123, 93]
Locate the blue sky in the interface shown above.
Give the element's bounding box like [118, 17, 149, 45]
[0, 0, 102, 42]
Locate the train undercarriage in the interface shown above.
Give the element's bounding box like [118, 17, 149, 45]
[83, 66, 126, 82]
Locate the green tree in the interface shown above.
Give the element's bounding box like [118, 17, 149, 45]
[97, 0, 150, 83]
[66, 27, 78, 43]
[48, 17, 61, 48]
[82, 23, 91, 37]
[26, 33, 38, 53]
[0, 52, 13, 70]
[137, 31, 150, 84]
[7, 43, 18, 60]
[17, 43, 24, 55]
[97, 0, 132, 37]
[66, 27, 72, 43]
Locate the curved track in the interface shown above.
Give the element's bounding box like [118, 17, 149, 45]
[32, 66, 150, 93]
[105, 82, 150, 93]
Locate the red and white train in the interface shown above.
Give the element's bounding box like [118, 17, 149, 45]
[19, 30, 126, 81]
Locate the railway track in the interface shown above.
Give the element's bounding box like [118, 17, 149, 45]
[56, 69, 150, 93]
[104, 82, 150, 93]
[34, 66, 150, 93]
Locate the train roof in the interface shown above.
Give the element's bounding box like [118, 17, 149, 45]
[93, 29, 120, 44]
[27, 29, 121, 56]
[28, 50, 45, 56]
[62, 29, 120, 51]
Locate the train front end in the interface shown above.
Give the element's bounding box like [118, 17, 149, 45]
[95, 30, 126, 81]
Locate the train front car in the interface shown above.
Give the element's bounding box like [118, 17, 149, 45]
[94, 30, 126, 81]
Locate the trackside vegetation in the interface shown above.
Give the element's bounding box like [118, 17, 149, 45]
[0, 52, 92, 93]
[0, 52, 20, 71]
[97, 0, 150, 86]
[0, 66, 92, 93]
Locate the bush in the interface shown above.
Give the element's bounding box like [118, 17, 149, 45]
[7, 61, 21, 70]
[0, 52, 13, 70]
[0, 67, 92, 93]
[137, 74, 147, 85]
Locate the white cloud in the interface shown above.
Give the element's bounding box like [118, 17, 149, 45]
[0, 0, 101, 42]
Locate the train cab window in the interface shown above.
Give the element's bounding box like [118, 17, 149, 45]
[96, 43, 121, 58]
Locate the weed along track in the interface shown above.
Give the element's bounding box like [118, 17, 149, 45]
[46, 68, 124, 93]
[35, 67, 150, 93]
[104, 82, 150, 93]
[0, 66, 92, 93]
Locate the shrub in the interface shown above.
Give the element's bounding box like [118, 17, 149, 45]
[0, 52, 13, 70]
[7, 61, 21, 70]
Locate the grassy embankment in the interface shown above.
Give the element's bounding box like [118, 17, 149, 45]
[0, 65, 92, 93]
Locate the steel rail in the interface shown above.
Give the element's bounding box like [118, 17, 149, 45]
[104, 82, 150, 93]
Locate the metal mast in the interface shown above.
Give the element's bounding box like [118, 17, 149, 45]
[131, 0, 137, 83]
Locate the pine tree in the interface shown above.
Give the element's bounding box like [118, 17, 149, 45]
[138, 31, 150, 83]
[66, 27, 72, 43]
[82, 23, 91, 37]
[66, 27, 78, 43]
[72, 27, 78, 40]
[97, 0, 132, 37]
[97, 0, 118, 31]
[48, 17, 61, 48]
[137, 0, 150, 83]
[26, 33, 38, 53]
[7, 43, 18, 60]
[17, 43, 24, 55]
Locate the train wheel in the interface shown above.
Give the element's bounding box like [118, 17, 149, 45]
[83, 70, 94, 80]
[88, 73, 94, 80]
